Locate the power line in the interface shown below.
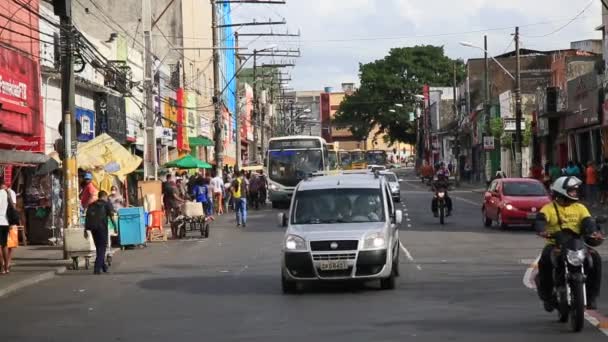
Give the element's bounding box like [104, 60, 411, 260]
[522, 0, 594, 38]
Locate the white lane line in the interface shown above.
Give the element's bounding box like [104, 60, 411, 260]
[451, 196, 481, 207]
[399, 241, 422, 270]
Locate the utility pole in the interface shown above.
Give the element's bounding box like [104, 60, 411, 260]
[252, 49, 258, 163]
[143, 0, 157, 180]
[55, 0, 77, 257]
[235, 31, 242, 171]
[453, 62, 460, 185]
[484, 35, 491, 183]
[211, 0, 224, 177]
[514, 26, 523, 178]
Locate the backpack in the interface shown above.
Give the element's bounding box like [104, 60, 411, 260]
[85, 200, 107, 230]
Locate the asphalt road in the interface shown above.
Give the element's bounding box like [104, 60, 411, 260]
[2, 168, 608, 341]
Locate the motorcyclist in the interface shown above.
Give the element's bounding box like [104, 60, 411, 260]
[535, 176, 604, 311]
[431, 165, 453, 217]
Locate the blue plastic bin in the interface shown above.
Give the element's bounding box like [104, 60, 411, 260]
[118, 207, 146, 246]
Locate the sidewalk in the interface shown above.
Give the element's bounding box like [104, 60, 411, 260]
[0, 245, 84, 298]
[455, 180, 487, 193]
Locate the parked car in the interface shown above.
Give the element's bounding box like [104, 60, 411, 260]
[278, 172, 402, 293]
[380, 171, 400, 202]
[481, 178, 552, 229]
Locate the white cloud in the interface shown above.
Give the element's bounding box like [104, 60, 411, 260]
[231, 0, 603, 90]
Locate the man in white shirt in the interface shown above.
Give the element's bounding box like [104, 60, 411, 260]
[0, 179, 17, 274]
[210, 171, 224, 215]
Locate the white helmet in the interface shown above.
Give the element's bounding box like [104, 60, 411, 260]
[550, 176, 582, 201]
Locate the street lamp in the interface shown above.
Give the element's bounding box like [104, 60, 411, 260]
[389, 109, 396, 113]
[395, 103, 404, 108]
[460, 39, 523, 177]
[459, 41, 515, 80]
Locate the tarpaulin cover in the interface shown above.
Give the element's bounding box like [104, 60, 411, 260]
[77, 133, 142, 184]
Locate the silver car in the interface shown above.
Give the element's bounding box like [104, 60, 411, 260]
[380, 171, 401, 203]
[278, 172, 403, 293]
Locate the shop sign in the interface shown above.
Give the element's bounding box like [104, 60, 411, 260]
[483, 136, 495, 150]
[155, 126, 173, 143]
[499, 91, 513, 118]
[75, 107, 95, 142]
[199, 116, 211, 136]
[565, 72, 600, 130]
[503, 118, 526, 132]
[126, 119, 137, 143]
[95, 93, 127, 144]
[537, 117, 549, 137]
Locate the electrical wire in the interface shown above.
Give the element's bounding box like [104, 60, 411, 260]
[523, 0, 594, 38]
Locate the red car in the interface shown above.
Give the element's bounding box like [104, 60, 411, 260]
[482, 178, 552, 229]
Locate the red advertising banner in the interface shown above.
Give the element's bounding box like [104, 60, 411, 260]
[0, 46, 43, 150]
[176, 88, 189, 151]
[320, 93, 331, 141]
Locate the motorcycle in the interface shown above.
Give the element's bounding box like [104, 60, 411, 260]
[435, 189, 447, 225]
[529, 214, 606, 333]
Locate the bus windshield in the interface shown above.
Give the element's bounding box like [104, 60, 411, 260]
[350, 151, 365, 163]
[268, 149, 323, 187]
[339, 152, 351, 168]
[328, 151, 338, 170]
[366, 150, 387, 165]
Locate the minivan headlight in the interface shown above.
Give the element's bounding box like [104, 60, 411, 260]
[363, 232, 386, 249]
[285, 235, 306, 251]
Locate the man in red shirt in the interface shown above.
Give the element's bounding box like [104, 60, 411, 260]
[586, 161, 599, 206]
[80, 172, 98, 209]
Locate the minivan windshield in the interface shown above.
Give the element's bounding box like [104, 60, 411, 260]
[292, 188, 385, 224]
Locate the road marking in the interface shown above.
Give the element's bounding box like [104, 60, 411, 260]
[522, 255, 608, 335]
[399, 241, 422, 270]
[450, 196, 481, 207]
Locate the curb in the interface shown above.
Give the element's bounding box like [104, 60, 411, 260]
[0, 248, 120, 299]
[0, 265, 67, 299]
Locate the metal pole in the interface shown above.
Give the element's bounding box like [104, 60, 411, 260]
[453, 62, 460, 184]
[58, 0, 78, 257]
[235, 32, 241, 170]
[212, 0, 224, 177]
[514, 26, 523, 177]
[484, 35, 492, 183]
[252, 50, 258, 163]
[143, 0, 157, 180]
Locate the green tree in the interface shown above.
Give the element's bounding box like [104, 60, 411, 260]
[334, 45, 465, 145]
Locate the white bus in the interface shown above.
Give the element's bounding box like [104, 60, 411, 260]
[266, 136, 328, 208]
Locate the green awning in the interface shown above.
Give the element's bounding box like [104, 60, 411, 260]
[189, 136, 214, 147]
[164, 155, 213, 169]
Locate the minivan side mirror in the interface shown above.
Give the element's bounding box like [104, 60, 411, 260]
[394, 210, 403, 225]
[277, 213, 288, 227]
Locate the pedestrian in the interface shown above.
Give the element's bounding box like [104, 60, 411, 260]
[464, 163, 472, 182]
[108, 185, 125, 210]
[163, 175, 184, 227]
[192, 177, 212, 216]
[210, 171, 224, 215]
[549, 163, 562, 182]
[84, 191, 117, 275]
[530, 162, 544, 182]
[80, 172, 98, 209]
[0, 179, 17, 274]
[566, 161, 581, 177]
[175, 177, 188, 200]
[232, 170, 248, 227]
[586, 161, 599, 207]
[600, 159, 608, 205]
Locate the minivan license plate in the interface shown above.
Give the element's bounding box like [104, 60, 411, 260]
[319, 260, 348, 271]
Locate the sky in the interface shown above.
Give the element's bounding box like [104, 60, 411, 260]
[232, 0, 604, 91]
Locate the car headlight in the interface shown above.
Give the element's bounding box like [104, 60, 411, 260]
[285, 235, 307, 251]
[566, 249, 585, 267]
[437, 192, 445, 198]
[269, 183, 279, 191]
[363, 232, 386, 249]
[503, 203, 514, 210]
